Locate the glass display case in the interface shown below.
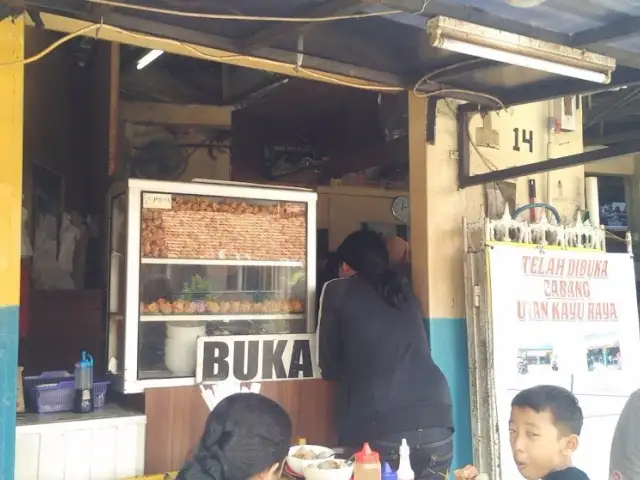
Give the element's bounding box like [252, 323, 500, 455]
[107, 179, 317, 393]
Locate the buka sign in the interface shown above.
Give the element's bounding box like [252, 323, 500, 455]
[196, 334, 320, 384]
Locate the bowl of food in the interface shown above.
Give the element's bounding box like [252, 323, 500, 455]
[286, 445, 335, 476]
[303, 459, 354, 480]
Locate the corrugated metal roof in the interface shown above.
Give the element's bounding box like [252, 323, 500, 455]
[22, 0, 640, 107]
[437, 0, 606, 34]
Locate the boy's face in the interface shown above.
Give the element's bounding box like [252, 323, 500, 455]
[509, 406, 578, 480]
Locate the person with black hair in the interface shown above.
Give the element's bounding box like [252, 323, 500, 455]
[609, 387, 640, 480]
[317, 230, 453, 480]
[509, 385, 587, 479]
[177, 393, 292, 480]
[457, 385, 587, 480]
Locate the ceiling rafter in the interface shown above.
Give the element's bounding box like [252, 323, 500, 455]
[584, 129, 640, 147]
[363, 0, 571, 44]
[240, 0, 367, 51]
[571, 16, 640, 47]
[499, 67, 640, 108]
[584, 86, 640, 129]
[585, 102, 640, 124]
[25, 0, 640, 111]
[31, 4, 502, 105]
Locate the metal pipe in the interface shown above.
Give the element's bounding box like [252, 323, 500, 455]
[513, 202, 561, 224]
[584, 176, 600, 227]
[459, 139, 640, 188]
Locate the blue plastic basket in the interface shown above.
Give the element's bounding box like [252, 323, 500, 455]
[32, 380, 110, 414]
[23, 371, 74, 411]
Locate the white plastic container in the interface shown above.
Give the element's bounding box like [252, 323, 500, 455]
[396, 439, 414, 480]
[164, 322, 206, 375]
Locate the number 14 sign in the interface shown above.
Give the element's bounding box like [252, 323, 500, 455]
[513, 128, 533, 153]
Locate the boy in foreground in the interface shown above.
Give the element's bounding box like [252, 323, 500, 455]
[455, 385, 589, 480]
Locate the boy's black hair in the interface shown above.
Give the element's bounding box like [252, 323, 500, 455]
[511, 385, 583, 436]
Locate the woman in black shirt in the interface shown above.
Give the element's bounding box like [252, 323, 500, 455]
[318, 230, 453, 480]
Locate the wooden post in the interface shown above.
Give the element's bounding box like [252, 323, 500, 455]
[407, 93, 430, 314]
[407, 93, 473, 470]
[0, 15, 25, 479]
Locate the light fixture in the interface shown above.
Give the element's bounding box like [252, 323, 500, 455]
[427, 16, 615, 84]
[136, 49, 164, 70]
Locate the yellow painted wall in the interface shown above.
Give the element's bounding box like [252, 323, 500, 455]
[584, 148, 636, 176]
[0, 17, 24, 306]
[424, 100, 585, 319]
[316, 186, 408, 249]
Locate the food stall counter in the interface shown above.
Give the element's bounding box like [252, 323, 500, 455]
[16, 404, 146, 479]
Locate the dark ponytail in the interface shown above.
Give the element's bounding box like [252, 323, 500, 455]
[177, 393, 291, 480]
[379, 267, 411, 310]
[336, 230, 412, 309]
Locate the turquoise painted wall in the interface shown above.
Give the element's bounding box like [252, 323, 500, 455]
[428, 317, 472, 472]
[0, 306, 18, 480]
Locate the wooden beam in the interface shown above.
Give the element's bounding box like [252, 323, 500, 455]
[119, 101, 233, 128]
[407, 93, 429, 313]
[31, 12, 500, 105]
[584, 87, 640, 129]
[240, 0, 365, 51]
[108, 42, 119, 176]
[585, 103, 640, 123]
[499, 67, 640, 108]
[571, 16, 640, 48]
[30, 12, 406, 93]
[584, 130, 640, 147]
[0, 18, 24, 479]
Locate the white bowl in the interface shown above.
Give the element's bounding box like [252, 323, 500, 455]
[303, 459, 353, 480]
[286, 445, 335, 476]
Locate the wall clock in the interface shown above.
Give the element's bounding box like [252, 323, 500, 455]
[391, 196, 410, 223]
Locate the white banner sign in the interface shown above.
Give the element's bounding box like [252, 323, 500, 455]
[487, 246, 640, 480]
[196, 334, 320, 384]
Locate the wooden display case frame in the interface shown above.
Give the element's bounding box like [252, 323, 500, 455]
[106, 178, 317, 393]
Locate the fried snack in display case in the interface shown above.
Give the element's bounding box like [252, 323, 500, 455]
[106, 179, 317, 393]
[141, 197, 306, 261]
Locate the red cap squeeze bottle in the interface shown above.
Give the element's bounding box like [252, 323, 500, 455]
[354, 443, 381, 480]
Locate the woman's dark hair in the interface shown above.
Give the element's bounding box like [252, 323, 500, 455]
[336, 230, 411, 309]
[177, 393, 292, 480]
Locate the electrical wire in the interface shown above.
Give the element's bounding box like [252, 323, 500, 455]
[442, 98, 512, 210]
[87, 0, 403, 22]
[0, 23, 99, 67]
[443, 99, 499, 172]
[4, 13, 514, 103]
[0, 20, 403, 91]
[412, 59, 506, 109]
[413, 79, 506, 109]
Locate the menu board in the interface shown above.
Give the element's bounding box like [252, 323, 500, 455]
[487, 245, 640, 480]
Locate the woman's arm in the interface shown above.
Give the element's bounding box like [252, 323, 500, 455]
[317, 279, 343, 381]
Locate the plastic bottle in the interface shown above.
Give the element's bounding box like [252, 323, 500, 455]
[396, 439, 414, 480]
[354, 443, 381, 480]
[74, 350, 94, 414]
[381, 462, 397, 480]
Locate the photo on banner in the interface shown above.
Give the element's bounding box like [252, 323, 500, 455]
[487, 245, 640, 480]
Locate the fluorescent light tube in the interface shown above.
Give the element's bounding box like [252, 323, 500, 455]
[427, 16, 615, 84]
[437, 38, 610, 84]
[137, 49, 164, 70]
